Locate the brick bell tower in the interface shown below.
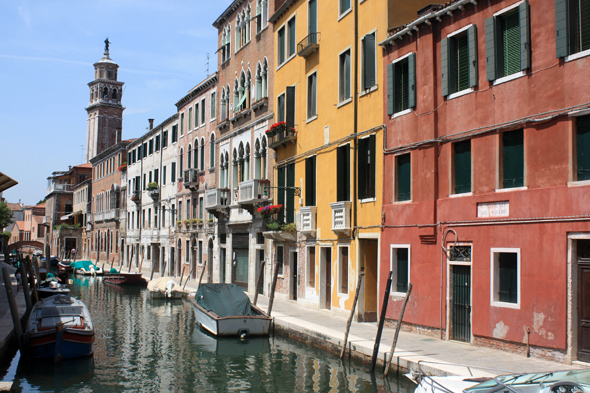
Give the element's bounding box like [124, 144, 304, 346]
[86, 38, 125, 162]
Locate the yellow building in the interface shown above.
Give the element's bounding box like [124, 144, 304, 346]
[267, 0, 430, 318]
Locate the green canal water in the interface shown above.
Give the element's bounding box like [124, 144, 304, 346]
[2, 275, 417, 392]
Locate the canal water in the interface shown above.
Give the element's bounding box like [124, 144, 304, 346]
[2, 275, 417, 392]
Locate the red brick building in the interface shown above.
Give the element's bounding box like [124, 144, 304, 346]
[380, 0, 590, 363]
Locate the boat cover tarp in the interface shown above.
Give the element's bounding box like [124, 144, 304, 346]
[147, 277, 184, 293]
[110, 268, 118, 273]
[195, 283, 253, 317]
[70, 260, 96, 270]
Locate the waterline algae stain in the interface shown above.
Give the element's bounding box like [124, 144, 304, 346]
[5, 276, 416, 392]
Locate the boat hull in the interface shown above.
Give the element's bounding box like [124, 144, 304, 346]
[150, 290, 184, 299]
[28, 330, 94, 360]
[103, 273, 146, 286]
[37, 287, 70, 299]
[188, 297, 271, 336]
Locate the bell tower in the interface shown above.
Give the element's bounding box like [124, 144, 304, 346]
[86, 38, 125, 162]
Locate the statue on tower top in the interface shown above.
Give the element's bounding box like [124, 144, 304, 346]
[104, 38, 110, 53]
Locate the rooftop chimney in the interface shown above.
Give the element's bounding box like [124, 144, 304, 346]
[148, 119, 154, 130]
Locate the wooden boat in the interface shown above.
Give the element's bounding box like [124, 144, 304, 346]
[57, 260, 72, 272]
[103, 272, 146, 286]
[188, 283, 271, 337]
[41, 256, 60, 267]
[37, 281, 71, 298]
[26, 294, 95, 360]
[147, 277, 186, 299]
[71, 260, 103, 276]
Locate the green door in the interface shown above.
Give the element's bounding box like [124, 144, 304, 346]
[452, 265, 471, 342]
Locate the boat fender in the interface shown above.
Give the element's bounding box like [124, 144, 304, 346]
[238, 329, 249, 340]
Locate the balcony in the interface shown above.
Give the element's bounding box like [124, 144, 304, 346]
[93, 209, 119, 222]
[268, 124, 297, 150]
[299, 206, 317, 237]
[330, 201, 352, 235]
[297, 32, 320, 58]
[183, 169, 200, 190]
[205, 188, 231, 218]
[131, 190, 141, 205]
[238, 179, 270, 215]
[46, 183, 73, 195]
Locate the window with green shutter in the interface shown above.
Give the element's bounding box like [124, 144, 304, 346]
[362, 33, 376, 91]
[395, 59, 409, 113]
[570, 0, 590, 54]
[340, 0, 351, 15]
[388, 54, 416, 114]
[442, 29, 475, 97]
[358, 135, 376, 200]
[305, 156, 316, 206]
[396, 248, 409, 293]
[278, 26, 286, 65]
[286, 86, 296, 130]
[288, 17, 296, 58]
[309, 0, 317, 37]
[499, 10, 521, 78]
[339, 49, 351, 102]
[502, 129, 524, 188]
[337, 144, 350, 202]
[455, 33, 470, 92]
[307, 72, 317, 118]
[454, 140, 472, 194]
[277, 163, 296, 223]
[577, 115, 590, 181]
[277, 93, 285, 122]
[396, 153, 411, 201]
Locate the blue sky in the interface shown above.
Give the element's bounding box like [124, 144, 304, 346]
[0, 0, 230, 205]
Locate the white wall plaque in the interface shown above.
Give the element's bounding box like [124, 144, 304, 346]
[477, 201, 509, 218]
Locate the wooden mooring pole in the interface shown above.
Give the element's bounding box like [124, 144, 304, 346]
[19, 259, 32, 315]
[193, 260, 207, 291]
[128, 247, 135, 273]
[2, 267, 24, 352]
[369, 271, 394, 374]
[340, 273, 364, 359]
[253, 260, 266, 306]
[25, 257, 39, 304]
[267, 257, 281, 315]
[384, 283, 413, 376]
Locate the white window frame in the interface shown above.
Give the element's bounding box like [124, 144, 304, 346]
[490, 247, 521, 309]
[446, 24, 475, 99]
[390, 245, 411, 296]
[210, 91, 216, 121]
[337, 244, 350, 296]
[277, 14, 297, 70]
[306, 69, 318, 122]
[338, 0, 352, 20]
[390, 52, 414, 117]
[491, 1, 526, 86]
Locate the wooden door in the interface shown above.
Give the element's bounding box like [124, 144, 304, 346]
[291, 252, 298, 301]
[326, 248, 331, 309]
[578, 240, 590, 362]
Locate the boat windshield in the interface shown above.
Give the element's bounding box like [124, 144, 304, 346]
[465, 370, 590, 393]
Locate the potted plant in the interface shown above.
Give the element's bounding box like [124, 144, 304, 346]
[197, 218, 204, 226]
[265, 221, 280, 231]
[257, 204, 283, 218]
[176, 220, 182, 227]
[281, 222, 297, 234]
[265, 122, 287, 138]
[131, 194, 140, 204]
[118, 162, 127, 171]
[147, 182, 158, 190]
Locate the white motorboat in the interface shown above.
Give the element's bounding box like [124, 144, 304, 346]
[188, 283, 271, 337]
[147, 277, 186, 299]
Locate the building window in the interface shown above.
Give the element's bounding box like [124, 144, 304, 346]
[277, 246, 284, 276]
[199, 196, 204, 219]
[188, 107, 193, 130]
[453, 140, 472, 194]
[277, 93, 285, 122]
[307, 246, 316, 288]
[491, 248, 520, 307]
[200, 138, 205, 170]
[201, 98, 206, 125]
[148, 139, 153, 155]
[162, 166, 167, 185]
[278, 16, 296, 66]
[171, 125, 178, 143]
[556, 0, 590, 58]
[162, 131, 168, 148]
[171, 162, 176, 183]
[391, 246, 410, 294]
[195, 102, 200, 127]
[339, 49, 351, 103]
[450, 245, 472, 262]
[442, 25, 478, 97]
[277, 86, 296, 129]
[387, 53, 416, 116]
[307, 71, 317, 119]
[338, 246, 349, 294]
[396, 153, 411, 201]
[340, 0, 351, 16]
[361, 32, 376, 91]
[358, 134, 376, 200]
[501, 129, 524, 189]
[305, 155, 316, 206]
[277, 163, 295, 223]
[210, 134, 216, 168]
[155, 135, 160, 151]
[337, 144, 350, 202]
[485, 2, 530, 81]
[211, 92, 216, 119]
[179, 149, 184, 175]
[576, 114, 590, 181]
[180, 113, 185, 136]
[278, 25, 286, 65]
[288, 17, 296, 58]
[256, 0, 269, 34]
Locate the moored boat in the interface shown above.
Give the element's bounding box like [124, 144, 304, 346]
[188, 283, 271, 337]
[147, 277, 186, 299]
[71, 260, 103, 276]
[26, 294, 95, 360]
[103, 271, 146, 286]
[37, 280, 71, 298]
[57, 260, 72, 272]
[41, 256, 61, 267]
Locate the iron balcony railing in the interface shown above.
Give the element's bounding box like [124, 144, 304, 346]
[297, 32, 320, 57]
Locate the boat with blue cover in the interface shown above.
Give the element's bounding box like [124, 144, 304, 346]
[26, 294, 95, 360]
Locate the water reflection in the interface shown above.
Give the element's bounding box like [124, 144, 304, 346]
[9, 276, 416, 392]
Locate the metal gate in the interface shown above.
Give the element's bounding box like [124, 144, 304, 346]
[452, 265, 471, 342]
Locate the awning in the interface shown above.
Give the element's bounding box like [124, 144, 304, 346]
[0, 172, 18, 193]
[60, 213, 74, 220]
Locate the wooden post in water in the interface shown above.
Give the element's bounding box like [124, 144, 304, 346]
[369, 271, 394, 374]
[179, 265, 186, 287]
[384, 283, 413, 376]
[150, 256, 157, 281]
[128, 247, 135, 273]
[19, 259, 32, 315]
[32, 256, 41, 284]
[2, 267, 24, 353]
[253, 260, 266, 305]
[340, 273, 364, 359]
[25, 257, 39, 304]
[193, 260, 207, 291]
[267, 257, 281, 315]
[138, 248, 146, 273]
[110, 257, 115, 273]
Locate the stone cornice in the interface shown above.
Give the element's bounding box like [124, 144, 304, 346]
[90, 141, 133, 164]
[85, 102, 125, 112]
[128, 113, 179, 148]
[269, 0, 297, 24]
[88, 79, 125, 87]
[175, 73, 218, 109]
[213, 0, 245, 28]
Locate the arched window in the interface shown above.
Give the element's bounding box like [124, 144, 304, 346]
[193, 138, 198, 169]
[246, 69, 252, 108]
[261, 136, 267, 179]
[219, 153, 225, 187]
[200, 137, 205, 170]
[210, 134, 216, 168]
[112, 89, 117, 100]
[244, 142, 251, 181]
[103, 86, 108, 98]
[233, 78, 240, 113]
[262, 58, 269, 98]
[255, 139, 262, 179]
[255, 63, 262, 101]
[238, 143, 245, 182]
[187, 144, 192, 169]
[224, 152, 230, 187]
[232, 149, 239, 188]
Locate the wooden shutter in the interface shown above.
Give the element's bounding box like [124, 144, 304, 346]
[387, 63, 395, 115]
[337, 144, 350, 201]
[305, 156, 316, 206]
[454, 140, 472, 194]
[502, 129, 524, 188]
[277, 166, 285, 222]
[577, 115, 590, 181]
[555, 0, 569, 58]
[358, 138, 368, 200]
[286, 86, 296, 130]
[278, 94, 285, 122]
[286, 163, 295, 223]
[397, 153, 411, 201]
[278, 27, 285, 64]
[408, 53, 416, 108]
[503, 11, 521, 76]
[520, 1, 531, 70]
[369, 134, 376, 198]
[363, 33, 376, 89]
[288, 18, 296, 57]
[468, 25, 479, 88]
[485, 16, 497, 81]
[441, 37, 450, 97]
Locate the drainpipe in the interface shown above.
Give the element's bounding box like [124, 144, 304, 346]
[352, 0, 359, 245]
